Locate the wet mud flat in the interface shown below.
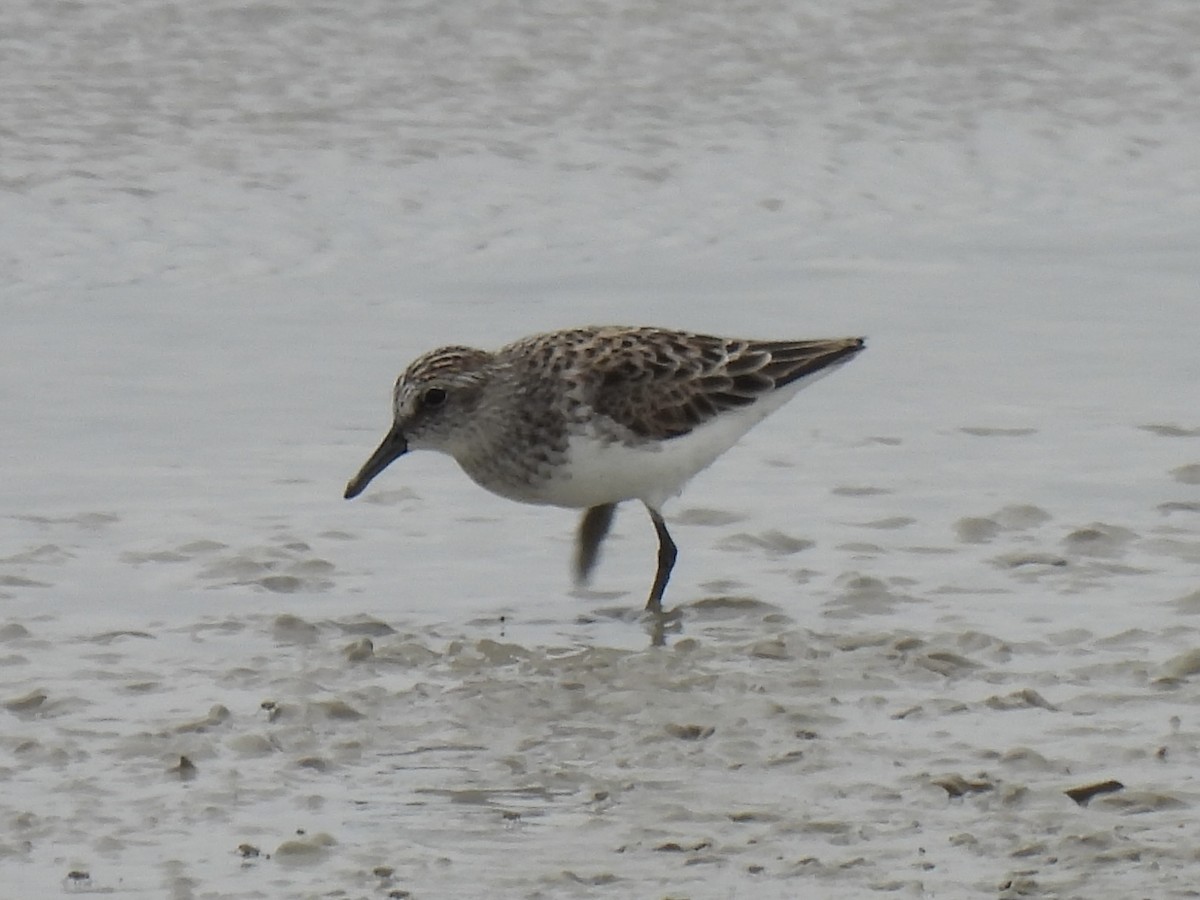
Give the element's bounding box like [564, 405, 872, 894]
[3, 565, 1199, 898]
[3, 422, 1199, 898]
[4, 0, 1199, 894]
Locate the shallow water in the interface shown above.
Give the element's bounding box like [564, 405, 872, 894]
[3, 0, 1200, 897]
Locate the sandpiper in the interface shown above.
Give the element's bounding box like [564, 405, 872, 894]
[345, 326, 865, 612]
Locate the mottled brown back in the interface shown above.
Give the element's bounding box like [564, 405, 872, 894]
[498, 327, 863, 442]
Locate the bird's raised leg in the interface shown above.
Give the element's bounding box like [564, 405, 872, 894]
[575, 503, 617, 585]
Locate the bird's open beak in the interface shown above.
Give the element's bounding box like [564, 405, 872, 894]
[344, 427, 409, 499]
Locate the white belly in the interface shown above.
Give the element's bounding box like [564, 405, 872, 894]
[520, 382, 810, 510]
[459, 362, 848, 510]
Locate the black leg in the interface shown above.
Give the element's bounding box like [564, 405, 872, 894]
[575, 503, 617, 585]
[645, 506, 677, 612]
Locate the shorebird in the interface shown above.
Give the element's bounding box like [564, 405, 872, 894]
[345, 326, 865, 612]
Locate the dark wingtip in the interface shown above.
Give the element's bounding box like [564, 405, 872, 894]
[757, 335, 867, 390]
[832, 336, 867, 362]
[845, 336, 866, 353]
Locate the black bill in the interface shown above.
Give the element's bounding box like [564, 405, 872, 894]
[344, 427, 409, 499]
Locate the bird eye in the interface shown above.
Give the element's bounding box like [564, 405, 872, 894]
[421, 387, 447, 408]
